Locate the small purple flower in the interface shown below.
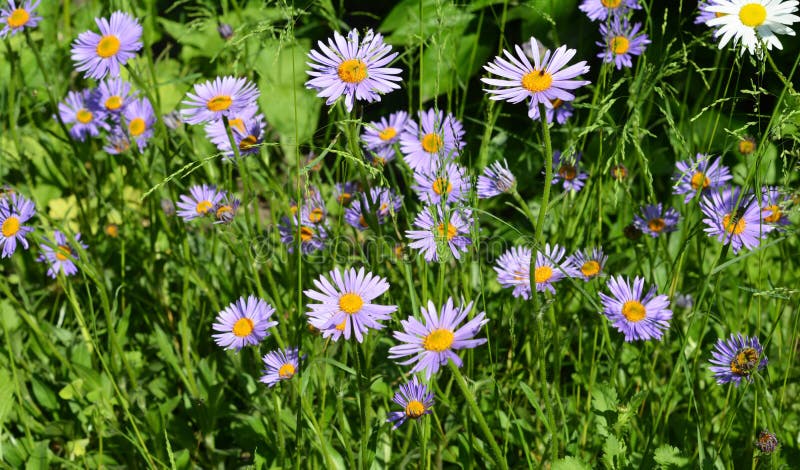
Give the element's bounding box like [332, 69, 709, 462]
[760, 186, 790, 228]
[0, 1, 42, 37]
[477, 159, 516, 199]
[71, 11, 143, 80]
[334, 181, 360, 206]
[37, 230, 87, 278]
[633, 203, 679, 238]
[260, 347, 300, 387]
[579, 0, 642, 22]
[406, 205, 472, 262]
[0, 193, 35, 258]
[123, 96, 156, 151]
[181, 76, 260, 125]
[212, 295, 278, 351]
[366, 145, 397, 166]
[400, 109, 465, 173]
[412, 162, 469, 205]
[344, 187, 402, 231]
[755, 430, 779, 454]
[214, 194, 241, 224]
[529, 98, 574, 124]
[388, 298, 489, 379]
[700, 186, 773, 254]
[278, 215, 327, 254]
[695, 0, 717, 25]
[362, 111, 408, 152]
[597, 18, 651, 70]
[532, 243, 573, 294]
[494, 246, 532, 299]
[58, 89, 109, 141]
[206, 113, 266, 159]
[176, 184, 226, 221]
[708, 333, 767, 386]
[95, 77, 136, 115]
[103, 130, 132, 155]
[568, 247, 608, 281]
[551, 151, 588, 193]
[672, 154, 732, 203]
[387, 378, 435, 429]
[599, 276, 672, 342]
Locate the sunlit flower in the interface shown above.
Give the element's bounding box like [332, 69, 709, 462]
[37, 230, 87, 278]
[567, 247, 608, 281]
[212, 295, 278, 350]
[579, 0, 642, 21]
[406, 205, 472, 262]
[477, 159, 516, 199]
[260, 347, 301, 387]
[759, 186, 790, 227]
[0, 193, 35, 258]
[400, 109, 465, 173]
[387, 378, 435, 429]
[673, 153, 733, 203]
[597, 18, 651, 69]
[58, 89, 109, 141]
[206, 112, 266, 159]
[214, 194, 241, 224]
[122, 97, 155, 151]
[700, 186, 773, 253]
[412, 162, 469, 205]
[599, 275, 672, 341]
[362, 111, 408, 153]
[94, 77, 136, 115]
[494, 246, 532, 299]
[278, 214, 327, 254]
[708, 333, 767, 386]
[633, 203, 680, 238]
[0, 1, 42, 37]
[532, 243, 574, 294]
[181, 76, 260, 125]
[705, 0, 800, 56]
[71, 11, 143, 80]
[176, 184, 226, 222]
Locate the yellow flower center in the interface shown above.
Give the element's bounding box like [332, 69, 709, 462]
[551, 98, 564, 109]
[762, 205, 781, 223]
[105, 224, 119, 237]
[232, 317, 254, 337]
[722, 213, 746, 235]
[195, 200, 213, 215]
[358, 215, 368, 228]
[621, 300, 646, 322]
[739, 3, 767, 27]
[229, 118, 245, 133]
[216, 205, 233, 219]
[690, 171, 710, 190]
[738, 138, 756, 155]
[278, 363, 296, 379]
[601, 0, 622, 7]
[432, 178, 452, 196]
[611, 165, 627, 180]
[8, 8, 30, 28]
[338, 192, 352, 205]
[405, 400, 426, 418]
[436, 223, 457, 241]
[129, 118, 146, 137]
[337, 58, 368, 83]
[76, 109, 93, 124]
[372, 156, 386, 166]
[339, 292, 364, 314]
[1, 216, 20, 237]
[580, 260, 601, 278]
[105, 96, 123, 111]
[609, 36, 630, 54]
[96, 35, 121, 58]
[308, 208, 324, 224]
[335, 319, 347, 331]
[55, 245, 72, 261]
[423, 328, 454, 352]
[421, 133, 443, 154]
[521, 69, 553, 93]
[207, 95, 232, 112]
[730, 347, 759, 375]
[239, 135, 257, 152]
[558, 165, 577, 181]
[379, 127, 397, 141]
[300, 226, 314, 242]
[648, 218, 666, 233]
[534, 265, 553, 284]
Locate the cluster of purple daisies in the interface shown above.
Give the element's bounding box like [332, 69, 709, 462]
[579, 0, 651, 70]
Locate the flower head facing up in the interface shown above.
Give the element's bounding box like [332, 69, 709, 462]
[494, 246, 533, 299]
[477, 159, 516, 199]
[260, 347, 301, 387]
[122, 96, 156, 151]
[633, 203, 680, 238]
[212, 295, 278, 351]
[1, 1, 42, 38]
[37, 231, 87, 278]
[705, 0, 800, 56]
[568, 247, 608, 281]
[708, 333, 767, 386]
[95, 77, 135, 115]
[400, 109, 465, 173]
[532, 243, 574, 294]
[306, 28, 402, 112]
[344, 187, 402, 231]
[579, 0, 642, 21]
[387, 378, 435, 429]
[181, 76, 260, 125]
[176, 184, 226, 222]
[0, 193, 36, 258]
[673, 154, 733, 203]
[412, 162, 469, 205]
[551, 151, 589, 193]
[529, 98, 574, 124]
[71, 11, 143, 80]
[58, 89, 109, 141]
[305, 267, 397, 343]
[482, 38, 590, 119]
[599, 276, 673, 341]
[278, 214, 327, 254]
[700, 186, 773, 253]
[406, 205, 472, 262]
[206, 112, 266, 159]
[362, 111, 408, 153]
[388, 298, 489, 379]
[597, 18, 651, 69]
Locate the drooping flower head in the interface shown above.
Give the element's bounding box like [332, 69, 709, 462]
[366, 145, 397, 166]
[673, 154, 733, 203]
[206, 112, 266, 159]
[705, 0, 800, 56]
[529, 98, 574, 124]
[304, 267, 397, 343]
[260, 347, 301, 387]
[708, 333, 767, 386]
[633, 203, 680, 238]
[579, 0, 642, 21]
[597, 18, 651, 69]
[122, 96, 156, 151]
[0, 193, 35, 258]
[362, 111, 408, 152]
[344, 187, 402, 231]
[103, 129, 132, 155]
[551, 151, 589, 193]
[412, 162, 470, 205]
[755, 430, 779, 454]
[388, 298, 489, 379]
[494, 246, 532, 299]
[214, 194, 241, 224]
[37, 231, 87, 278]
[611, 164, 629, 181]
[532, 243, 574, 294]
[568, 247, 608, 281]
[760, 185, 790, 228]
[176, 184, 226, 222]
[71, 11, 143, 80]
[400, 109, 465, 173]
[278, 214, 327, 254]
[477, 159, 516, 199]
[181, 76, 260, 125]
[212, 295, 278, 351]
[305, 28, 402, 112]
[58, 89, 109, 141]
[406, 205, 472, 262]
[387, 378, 435, 429]
[599, 276, 672, 341]
[95, 77, 136, 116]
[1, 1, 42, 38]
[700, 186, 773, 253]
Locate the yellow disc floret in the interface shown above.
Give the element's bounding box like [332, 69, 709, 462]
[521, 70, 553, 93]
[337, 59, 368, 83]
[207, 95, 232, 112]
[96, 35, 121, 58]
[423, 328, 454, 352]
[622, 300, 646, 322]
[739, 3, 767, 27]
[339, 293, 364, 315]
[8, 8, 30, 29]
[232, 317, 254, 337]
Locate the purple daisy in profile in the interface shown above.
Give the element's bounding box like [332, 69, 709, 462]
[181, 76, 260, 125]
[494, 246, 532, 299]
[260, 347, 301, 387]
[95, 77, 135, 115]
[278, 215, 327, 254]
[708, 333, 767, 386]
[212, 295, 278, 351]
[579, 0, 642, 22]
[362, 110, 408, 152]
[1, 1, 42, 38]
[388, 298, 489, 379]
[673, 154, 733, 203]
[0, 193, 35, 258]
[695, 0, 717, 24]
[597, 18, 651, 70]
[412, 162, 469, 205]
[122, 97, 155, 151]
[568, 247, 608, 281]
[305, 28, 402, 112]
[206, 113, 266, 159]
[529, 98, 574, 124]
[599, 276, 673, 342]
[71, 11, 143, 80]
[406, 205, 472, 262]
[304, 267, 397, 343]
[334, 181, 360, 206]
[759, 186, 790, 228]
[344, 187, 402, 231]
[482, 37, 590, 119]
[58, 89, 109, 141]
[477, 159, 516, 199]
[387, 378, 435, 429]
[214, 194, 241, 224]
[532, 243, 574, 294]
[400, 109, 465, 173]
[176, 184, 226, 221]
[700, 186, 772, 254]
[551, 151, 589, 193]
[633, 203, 680, 238]
[103, 130, 132, 155]
[366, 143, 398, 166]
[37, 230, 87, 278]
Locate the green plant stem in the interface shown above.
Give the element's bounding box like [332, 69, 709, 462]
[534, 102, 554, 245]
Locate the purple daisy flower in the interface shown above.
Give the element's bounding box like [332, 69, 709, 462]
[122, 96, 155, 151]
[0, 193, 35, 258]
[532, 243, 573, 294]
[529, 98, 574, 124]
[755, 430, 779, 454]
[344, 187, 402, 231]
[260, 347, 301, 387]
[304, 267, 397, 343]
[759, 186, 790, 227]
[633, 203, 680, 238]
[695, 0, 718, 24]
[95, 77, 136, 115]
[334, 181, 361, 206]
[387, 378, 435, 429]
[278, 215, 327, 254]
[597, 18, 651, 70]
[412, 162, 469, 205]
[37, 230, 87, 278]
[700, 186, 773, 254]
[599, 276, 673, 342]
[400, 109, 465, 173]
[388, 298, 489, 379]
[708, 333, 767, 386]
[206, 113, 266, 159]
[1, 1, 41, 37]
[297, 191, 327, 226]
[181, 76, 260, 125]
[71, 11, 143, 80]
[176, 184, 226, 221]
[103, 129, 132, 155]
[481, 37, 590, 119]
[494, 246, 532, 299]
[362, 110, 408, 152]
[406, 205, 472, 262]
[579, 0, 642, 22]
[551, 151, 589, 193]
[58, 89, 109, 141]
[672, 154, 733, 203]
[568, 247, 608, 281]
[477, 159, 516, 199]
[366, 144, 397, 166]
[212, 295, 278, 351]
[305, 28, 402, 112]
[214, 194, 241, 224]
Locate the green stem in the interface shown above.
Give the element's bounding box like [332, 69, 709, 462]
[534, 102, 554, 245]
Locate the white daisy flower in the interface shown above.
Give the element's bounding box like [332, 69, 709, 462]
[705, 0, 800, 56]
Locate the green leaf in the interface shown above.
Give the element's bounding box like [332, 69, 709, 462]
[654, 444, 689, 468]
[592, 384, 619, 413]
[31, 378, 58, 411]
[552, 456, 592, 470]
[602, 434, 627, 470]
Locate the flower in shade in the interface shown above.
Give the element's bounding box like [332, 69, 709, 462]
[708, 333, 767, 386]
[406, 205, 472, 262]
[633, 203, 679, 238]
[611, 164, 628, 181]
[387, 378, 434, 429]
[599, 276, 673, 342]
[700, 186, 772, 253]
[389, 298, 488, 379]
[568, 247, 608, 281]
[362, 111, 408, 152]
[278, 214, 327, 254]
[214, 194, 241, 224]
[212, 295, 277, 350]
[695, 0, 718, 24]
[306, 28, 402, 112]
[103, 130, 132, 155]
[494, 246, 532, 299]
[260, 347, 301, 387]
[304, 267, 397, 343]
[412, 162, 469, 205]
[162, 111, 183, 130]
[738, 135, 757, 155]
[705, 0, 800, 56]
[755, 430, 779, 454]
[176, 184, 226, 221]
[344, 187, 402, 231]
[37, 230, 87, 278]
[760, 186, 790, 227]
[1, 1, 41, 38]
[597, 18, 651, 69]
[296, 191, 327, 226]
[551, 151, 589, 193]
[477, 159, 516, 199]
[673, 153, 733, 203]
[529, 98, 574, 124]
[579, 0, 642, 21]
[482, 38, 590, 119]
[334, 181, 360, 206]
[0, 193, 35, 258]
[95, 77, 135, 115]
[71, 11, 143, 80]
[366, 145, 396, 166]
[122, 97, 155, 151]
[206, 113, 266, 159]
[532, 243, 573, 294]
[217, 23, 234, 41]
[58, 89, 109, 141]
[181, 76, 260, 125]
[400, 109, 465, 173]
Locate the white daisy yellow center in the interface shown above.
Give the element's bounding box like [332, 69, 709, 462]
[195, 200, 213, 215]
[405, 400, 426, 418]
[96, 35, 121, 58]
[278, 363, 296, 379]
[534, 265, 553, 284]
[581, 261, 601, 278]
[2, 216, 20, 237]
[8, 8, 30, 29]
[436, 223, 457, 241]
[648, 218, 666, 233]
[432, 178, 452, 196]
[690, 171, 710, 190]
[622, 300, 646, 322]
[379, 127, 397, 141]
[421, 133, 443, 153]
[337, 59, 368, 83]
[232, 317, 254, 337]
[423, 328, 454, 352]
[129, 118, 146, 137]
[207, 95, 232, 112]
[76, 109, 93, 124]
[722, 213, 746, 235]
[105, 96, 123, 111]
[739, 3, 767, 27]
[609, 36, 630, 55]
[339, 292, 364, 314]
[521, 69, 553, 93]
